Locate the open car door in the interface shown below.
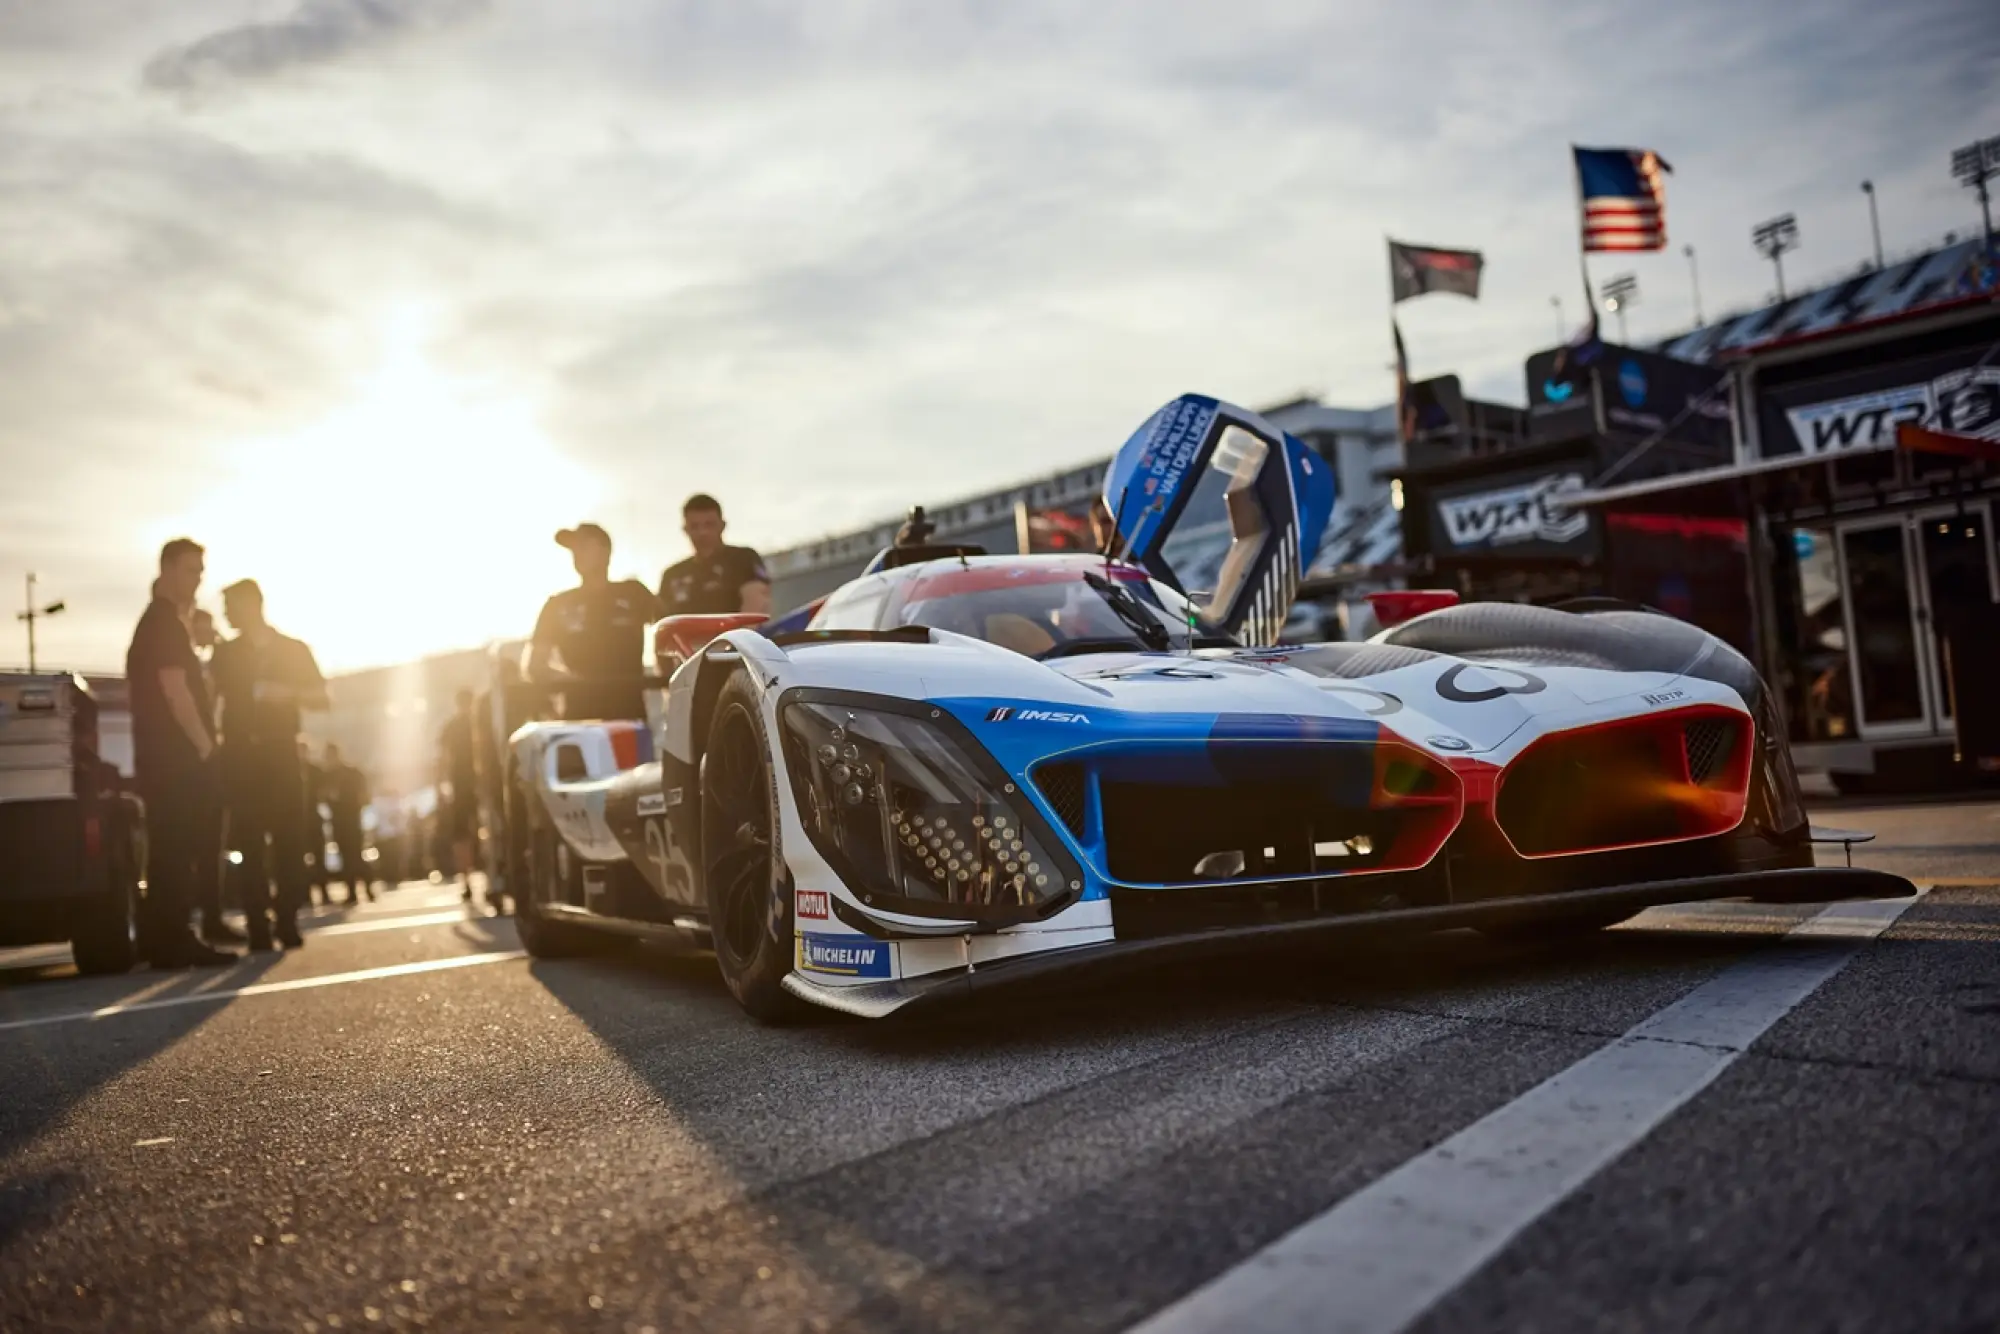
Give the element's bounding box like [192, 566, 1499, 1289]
[1104, 394, 1335, 645]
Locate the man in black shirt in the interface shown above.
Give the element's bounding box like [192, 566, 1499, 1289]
[437, 689, 481, 901]
[657, 494, 772, 618]
[321, 743, 372, 905]
[299, 740, 330, 906]
[214, 579, 329, 950]
[124, 538, 235, 969]
[187, 603, 247, 947]
[527, 523, 663, 720]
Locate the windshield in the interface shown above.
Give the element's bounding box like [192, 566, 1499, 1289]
[885, 563, 1225, 658]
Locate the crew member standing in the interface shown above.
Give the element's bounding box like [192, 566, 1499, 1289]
[657, 494, 772, 617]
[186, 605, 245, 947]
[526, 523, 662, 720]
[299, 740, 330, 907]
[124, 539, 235, 968]
[321, 743, 372, 905]
[213, 579, 329, 951]
[437, 689, 482, 902]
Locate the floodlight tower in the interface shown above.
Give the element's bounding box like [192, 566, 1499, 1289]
[1951, 136, 2000, 244]
[1752, 214, 1800, 300]
[1601, 273, 1638, 343]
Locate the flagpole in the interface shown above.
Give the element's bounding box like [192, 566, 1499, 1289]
[1387, 237, 1406, 448]
[1572, 145, 1598, 341]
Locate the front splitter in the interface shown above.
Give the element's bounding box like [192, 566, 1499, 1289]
[779, 865, 1915, 1020]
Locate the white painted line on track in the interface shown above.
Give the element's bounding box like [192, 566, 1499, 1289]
[0, 907, 503, 973]
[1130, 891, 1925, 1334]
[305, 909, 506, 938]
[0, 950, 527, 1033]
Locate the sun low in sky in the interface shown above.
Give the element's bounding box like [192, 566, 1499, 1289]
[179, 310, 601, 673]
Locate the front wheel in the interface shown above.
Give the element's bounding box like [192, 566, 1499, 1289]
[701, 674, 806, 1023]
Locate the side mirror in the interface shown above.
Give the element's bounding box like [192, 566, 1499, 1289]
[554, 743, 588, 783]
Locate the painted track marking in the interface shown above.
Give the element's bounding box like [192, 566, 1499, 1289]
[0, 906, 504, 973]
[0, 950, 527, 1033]
[1130, 892, 1924, 1334]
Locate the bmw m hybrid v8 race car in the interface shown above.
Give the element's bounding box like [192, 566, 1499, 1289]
[496, 394, 1912, 1020]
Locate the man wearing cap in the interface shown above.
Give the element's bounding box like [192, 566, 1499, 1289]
[657, 494, 772, 618]
[527, 523, 663, 720]
[213, 578, 328, 951]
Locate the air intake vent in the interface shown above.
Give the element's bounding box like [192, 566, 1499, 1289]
[1683, 717, 1736, 786]
[1034, 763, 1088, 840]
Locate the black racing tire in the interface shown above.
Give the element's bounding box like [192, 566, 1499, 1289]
[513, 818, 600, 959]
[71, 808, 140, 976]
[701, 673, 807, 1024]
[1478, 909, 1635, 945]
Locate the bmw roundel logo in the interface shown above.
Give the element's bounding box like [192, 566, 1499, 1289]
[1427, 735, 1473, 751]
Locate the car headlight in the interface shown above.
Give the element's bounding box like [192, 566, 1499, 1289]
[779, 692, 1079, 925]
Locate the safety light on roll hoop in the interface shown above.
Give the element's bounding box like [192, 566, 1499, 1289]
[778, 695, 1079, 925]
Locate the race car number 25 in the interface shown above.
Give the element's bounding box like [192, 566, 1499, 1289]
[798, 933, 892, 979]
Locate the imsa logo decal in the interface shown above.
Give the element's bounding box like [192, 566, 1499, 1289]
[985, 706, 1090, 724]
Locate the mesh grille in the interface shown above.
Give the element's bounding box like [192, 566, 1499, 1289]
[1034, 763, 1088, 840]
[1683, 718, 1735, 786]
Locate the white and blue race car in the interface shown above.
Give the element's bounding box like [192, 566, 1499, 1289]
[494, 395, 1911, 1021]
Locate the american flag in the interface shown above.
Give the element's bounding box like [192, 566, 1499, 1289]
[1575, 146, 1673, 252]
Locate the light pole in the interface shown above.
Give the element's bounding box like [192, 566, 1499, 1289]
[16, 572, 66, 674]
[1860, 180, 1884, 268]
[1550, 294, 1565, 341]
[1950, 136, 2000, 244]
[1601, 273, 1638, 343]
[1683, 244, 1704, 326]
[1752, 213, 1800, 301]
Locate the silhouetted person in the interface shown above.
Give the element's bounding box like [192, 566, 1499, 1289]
[527, 523, 663, 721]
[214, 579, 328, 951]
[299, 739, 330, 907]
[658, 494, 772, 617]
[186, 604, 245, 947]
[438, 689, 481, 902]
[125, 540, 235, 969]
[322, 743, 372, 905]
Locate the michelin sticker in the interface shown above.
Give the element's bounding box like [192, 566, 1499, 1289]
[799, 933, 891, 979]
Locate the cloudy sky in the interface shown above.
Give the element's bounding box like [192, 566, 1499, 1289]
[3, 0, 1995, 672]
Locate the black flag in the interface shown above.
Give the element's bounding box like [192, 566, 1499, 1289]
[1389, 241, 1485, 303]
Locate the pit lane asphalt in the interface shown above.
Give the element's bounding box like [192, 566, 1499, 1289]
[2, 798, 1996, 1334]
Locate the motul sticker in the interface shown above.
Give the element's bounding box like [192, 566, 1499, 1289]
[796, 889, 830, 920]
